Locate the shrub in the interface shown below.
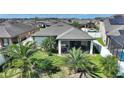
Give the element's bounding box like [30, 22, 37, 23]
[100, 56, 118, 78]
[36, 59, 60, 75]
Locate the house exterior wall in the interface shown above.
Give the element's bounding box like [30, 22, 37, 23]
[18, 30, 36, 41]
[0, 38, 11, 48]
[2, 38, 9, 47]
[33, 36, 47, 46]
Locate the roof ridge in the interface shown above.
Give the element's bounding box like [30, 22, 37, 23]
[56, 28, 74, 39]
[5, 27, 13, 37]
[3, 26, 12, 38]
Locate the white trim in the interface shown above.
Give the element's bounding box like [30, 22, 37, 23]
[90, 40, 93, 54]
[58, 40, 61, 55]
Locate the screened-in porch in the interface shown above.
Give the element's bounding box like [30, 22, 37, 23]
[107, 36, 124, 61]
[58, 40, 93, 55]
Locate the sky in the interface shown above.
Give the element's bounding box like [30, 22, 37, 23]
[0, 14, 112, 19]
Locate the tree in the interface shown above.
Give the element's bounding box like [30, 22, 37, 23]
[2, 41, 38, 78]
[100, 56, 118, 78]
[41, 37, 56, 54]
[70, 21, 82, 28]
[68, 48, 100, 78]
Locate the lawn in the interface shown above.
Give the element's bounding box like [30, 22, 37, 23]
[96, 38, 105, 46]
[88, 54, 106, 77]
[30, 51, 105, 78]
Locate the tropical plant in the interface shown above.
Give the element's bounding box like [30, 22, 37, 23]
[68, 47, 100, 78]
[100, 55, 118, 78]
[1, 41, 38, 78]
[0, 68, 22, 78]
[34, 58, 60, 77]
[41, 37, 56, 54]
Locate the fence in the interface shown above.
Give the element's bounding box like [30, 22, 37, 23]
[88, 32, 101, 38]
[93, 40, 112, 57]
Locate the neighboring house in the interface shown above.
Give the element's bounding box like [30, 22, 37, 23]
[32, 22, 94, 55]
[100, 15, 124, 61]
[36, 20, 58, 28]
[0, 21, 36, 48]
[72, 19, 98, 28]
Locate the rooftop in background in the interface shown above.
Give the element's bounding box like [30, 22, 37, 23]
[104, 15, 124, 36]
[109, 18, 124, 25]
[0, 21, 35, 38]
[104, 14, 124, 47]
[32, 22, 93, 40]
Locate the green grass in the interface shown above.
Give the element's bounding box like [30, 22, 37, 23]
[30, 51, 105, 77]
[96, 38, 105, 46]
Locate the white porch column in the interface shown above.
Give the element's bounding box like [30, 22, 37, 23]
[90, 40, 93, 54]
[9, 39, 13, 44]
[58, 40, 61, 55]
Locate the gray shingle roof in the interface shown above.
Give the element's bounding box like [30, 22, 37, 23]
[32, 22, 72, 36]
[32, 22, 93, 40]
[0, 21, 35, 38]
[56, 28, 93, 40]
[104, 17, 124, 47]
[104, 18, 124, 36]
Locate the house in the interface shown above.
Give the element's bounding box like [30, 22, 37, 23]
[32, 22, 94, 55]
[100, 15, 124, 61]
[35, 19, 59, 28]
[0, 21, 36, 48]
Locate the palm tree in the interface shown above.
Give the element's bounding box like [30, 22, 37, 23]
[68, 47, 82, 72]
[68, 47, 100, 78]
[100, 55, 118, 78]
[2, 41, 37, 78]
[41, 37, 56, 54]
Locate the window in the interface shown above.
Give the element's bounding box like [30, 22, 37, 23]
[2, 38, 9, 47]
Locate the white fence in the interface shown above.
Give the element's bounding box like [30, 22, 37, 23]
[88, 32, 101, 38]
[119, 61, 124, 73]
[93, 40, 112, 57]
